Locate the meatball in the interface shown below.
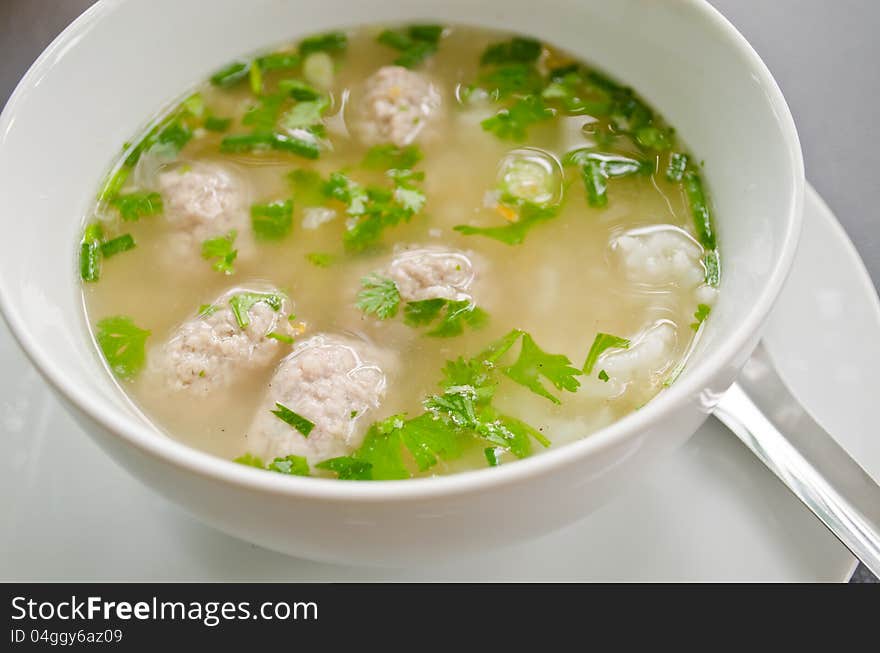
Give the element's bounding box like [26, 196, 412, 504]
[387, 247, 477, 302]
[612, 227, 706, 289]
[245, 334, 388, 464]
[151, 288, 294, 395]
[355, 66, 443, 147]
[157, 161, 251, 254]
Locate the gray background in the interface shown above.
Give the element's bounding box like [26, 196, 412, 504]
[0, 0, 877, 582]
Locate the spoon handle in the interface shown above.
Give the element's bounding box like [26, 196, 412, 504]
[714, 342, 880, 578]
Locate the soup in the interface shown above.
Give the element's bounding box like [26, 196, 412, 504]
[80, 24, 720, 480]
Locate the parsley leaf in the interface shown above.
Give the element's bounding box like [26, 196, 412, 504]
[95, 316, 151, 380]
[228, 291, 284, 329]
[583, 333, 630, 374]
[200, 230, 238, 274]
[110, 192, 163, 221]
[362, 144, 423, 170]
[316, 456, 373, 480]
[690, 303, 712, 330]
[267, 455, 310, 476]
[271, 402, 315, 437]
[251, 199, 293, 240]
[504, 333, 581, 404]
[356, 274, 400, 320]
[481, 95, 554, 141]
[454, 202, 559, 245]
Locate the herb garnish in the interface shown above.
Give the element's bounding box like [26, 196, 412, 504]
[356, 274, 401, 320]
[251, 199, 293, 240]
[583, 333, 631, 374]
[200, 230, 238, 274]
[271, 402, 315, 437]
[227, 291, 285, 329]
[377, 25, 444, 68]
[95, 316, 151, 380]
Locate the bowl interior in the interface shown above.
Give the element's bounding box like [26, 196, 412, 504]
[0, 0, 802, 487]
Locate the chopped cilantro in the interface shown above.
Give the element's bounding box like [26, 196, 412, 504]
[564, 150, 653, 207]
[267, 454, 310, 476]
[200, 230, 238, 274]
[683, 170, 716, 249]
[210, 61, 249, 87]
[580, 158, 608, 208]
[316, 456, 372, 480]
[204, 115, 232, 132]
[278, 79, 322, 101]
[454, 202, 559, 245]
[666, 152, 688, 182]
[306, 252, 334, 267]
[299, 32, 348, 56]
[480, 37, 542, 65]
[583, 333, 630, 374]
[362, 144, 423, 170]
[197, 303, 218, 317]
[221, 132, 320, 159]
[598, 369, 610, 382]
[280, 97, 329, 130]
[100, 234, 136, 258]
[404, 299, 488, 337]
[480, 63, 545, 99]
[251, 199, 293, 240]
[504, 333, 581, 404]
[484, 447, 502, 467]
[287, 169, 326, 205]
[228, 291, 284, 329]
[256, 52, 301, 72]
[233, 453, 265, 468]
[356, 274, 400, 320]
[352, 416, 410, 480]
[95, 316, 150, 380]
[690, 303, 712, 330]
[242, 94, 286, 132]
[399, 413, 465, 472]
[271, 402, 315, 437]
[110, 192, 163, 221]
[377, 25, 444, 68]
[481, 95, 554, 140]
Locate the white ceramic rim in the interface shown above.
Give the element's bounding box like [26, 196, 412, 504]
[0, 0, 805, 503]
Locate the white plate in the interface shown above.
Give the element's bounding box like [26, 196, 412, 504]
[0, 185, 876, 581]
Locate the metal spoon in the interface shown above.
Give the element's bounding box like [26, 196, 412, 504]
[714, 342, 880, 577]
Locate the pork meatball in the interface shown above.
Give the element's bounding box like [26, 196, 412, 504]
[387, 247, 477, 302]
[157, 161, 251, 255]
[245, 334, 388, 464]
[151, 288, 294, 395]
[355, 66, 443, 147]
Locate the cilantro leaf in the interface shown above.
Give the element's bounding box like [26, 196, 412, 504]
[504, 333, 581, 404]
[200, 230, 238, 274]
[280, 97, 329, 130]
[690, 303, 712, 331]
[402, 298, 446, 326]
[403, 299, 488, 337]
[233, 453, 265, 468]
[251, 199, 293, 240]
[227, 291, 284, 329]
[564, 150, 653, 208]
[204, 116, 232, 132]
[357, 274, 400, 320]
[266, 331, 294, 344]
[220, 131, 320, 159]
[598, 369, 610, 382]
[377, 25, 444, 68]
[583, 332, 630, 374]
[399, 413, 465, 472]
[481, 95, 554, 141]
[271, 402, 315, 437]
[480, 37, 542, 65]
[316, 456, 373, 480]
[288, 169, 326, 205]
[362, 144, 423, 170]
[454, 202, 559, 245]
[95, 316, 151, 380]
[242, 94, 285, 132]
[394, 186, 426, 213]
[480, 63, 545, 99]
[267, 455, 310, 476]
[353, 415, 409, 480]
[256, 52, 301, 73]
[306, 252, 334, 267]
[110, 192, 163, 221]
[484, 447, 501, 467]
[278, 79, 322, 101]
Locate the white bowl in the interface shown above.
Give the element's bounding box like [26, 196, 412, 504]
[0, 0, 803, 565]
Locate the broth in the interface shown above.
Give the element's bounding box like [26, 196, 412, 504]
[80, 24, 719, 479]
